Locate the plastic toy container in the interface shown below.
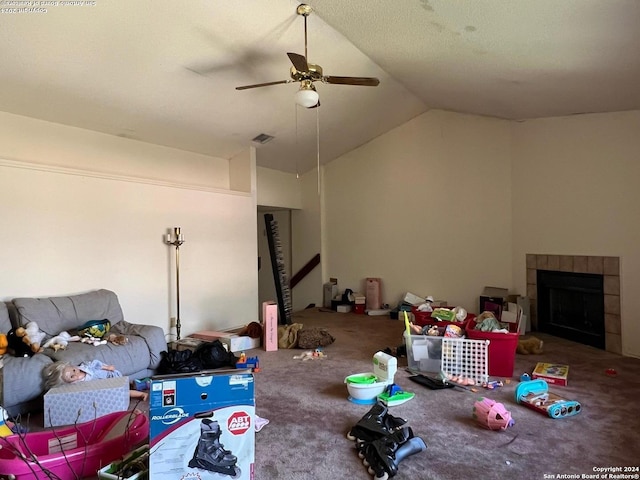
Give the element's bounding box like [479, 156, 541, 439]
[404, 332, 443, 373]
[465, 318, 518, 377]
[410, 306, 474, 329]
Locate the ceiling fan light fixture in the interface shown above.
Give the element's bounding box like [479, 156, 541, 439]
[295, 82, 319, 108]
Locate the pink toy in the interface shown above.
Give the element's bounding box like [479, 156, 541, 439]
[472, 397, 514, 431]
[0, 409, 149, 480]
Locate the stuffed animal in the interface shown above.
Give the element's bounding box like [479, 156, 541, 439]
[516, 336, 544, 355]
[8, 321, 46, 356]
[107, 333, 128, 346]
[43, 331, 81, 352]
[0, 333, 7, 356]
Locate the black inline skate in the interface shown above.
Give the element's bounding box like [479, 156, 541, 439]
[356, 426, 427, 480]
[188, 418, 240, 477]
[347, 401, 408, 445]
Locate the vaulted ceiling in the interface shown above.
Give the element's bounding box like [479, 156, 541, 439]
[1, 0, 638, 174]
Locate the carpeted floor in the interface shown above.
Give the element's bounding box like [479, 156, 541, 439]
[13, 307, 640, 479]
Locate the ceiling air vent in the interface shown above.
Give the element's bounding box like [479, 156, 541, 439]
[252, 133, 274, 145]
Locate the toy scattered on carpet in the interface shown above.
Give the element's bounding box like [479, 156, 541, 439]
[472, 397, 515, 430]
[236, 352, 261, 371]
[516, 336, 544, 355]
[482, 380, 504, 390]
[515, 378, 581, 418]
[293, 348, 326, 361]
[377, 384, 415, 407]
[347, 401, 427, 480]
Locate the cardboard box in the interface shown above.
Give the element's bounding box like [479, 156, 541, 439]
[190, 330, 231, 341]
[532, 363, 569, 386]
[501, 302, 525, 334]
[480, 286, 509, 320]
[170, 336, 206, 351]
[262, 301, 278, 351]
[149, 371, 255, 480]
[403, 292, 426, 306]
[44, 376, 129, 427]
[221, 335, 261, 353]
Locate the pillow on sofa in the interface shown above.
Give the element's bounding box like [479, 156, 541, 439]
[13, 289, 124, 337]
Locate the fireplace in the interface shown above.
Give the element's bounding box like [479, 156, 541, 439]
[537, 270, 605, 349]
[526, 254, 621, 354]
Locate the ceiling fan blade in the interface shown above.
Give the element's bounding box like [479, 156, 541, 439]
[287, 52, 309, 73]
[236, 79, 293, 90]
[323, 76, 380, 87]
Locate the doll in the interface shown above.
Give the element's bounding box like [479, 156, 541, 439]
[43, 359, 148, 401]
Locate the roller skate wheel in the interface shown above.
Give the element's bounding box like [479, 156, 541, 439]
[346, 431, 356, 441]
[374, 472, 389, 480]
[358, 451, 366, 460]
[368, 466, 376, 475]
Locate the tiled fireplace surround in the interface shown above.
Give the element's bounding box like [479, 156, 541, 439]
[526, 254, 621, 355]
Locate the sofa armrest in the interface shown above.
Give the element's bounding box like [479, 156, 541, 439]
[111, 320, 167, 370]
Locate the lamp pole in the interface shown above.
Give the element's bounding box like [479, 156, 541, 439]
[165, 227, 185, 340]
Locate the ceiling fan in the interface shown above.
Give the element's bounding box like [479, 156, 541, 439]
[235, 3, 380, 108]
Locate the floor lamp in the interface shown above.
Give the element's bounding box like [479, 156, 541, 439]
[165, 227, 185, 340]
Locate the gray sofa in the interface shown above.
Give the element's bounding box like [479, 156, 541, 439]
[1, 289, 166, 416]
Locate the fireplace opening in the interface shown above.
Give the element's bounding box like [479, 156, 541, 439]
[537, 270, 605, 349]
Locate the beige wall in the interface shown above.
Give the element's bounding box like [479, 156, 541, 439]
[322, 110, 513, 312]
[255, 167, 321, 313]
[0, 112, 259, 338]
[511, 111, 640, 357]
[256, 166, 302, 209]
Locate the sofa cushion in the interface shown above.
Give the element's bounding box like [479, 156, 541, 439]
[0, 302, 11, 333]
[13, 289, 124, 337]
[2, 353, 54, 414]
[44, 336, 152, 378]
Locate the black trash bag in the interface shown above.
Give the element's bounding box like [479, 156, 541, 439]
[157, 348, 203, 375]
[193, 340, 239, 370]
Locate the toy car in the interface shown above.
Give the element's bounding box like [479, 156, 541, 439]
[515, 379, 581, 419]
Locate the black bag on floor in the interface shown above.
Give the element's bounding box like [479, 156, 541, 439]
[194, 340, 239, 370]
[157, 348, 203, 375]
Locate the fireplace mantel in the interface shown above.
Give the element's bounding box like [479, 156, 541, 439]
[526, 254, 621, 354]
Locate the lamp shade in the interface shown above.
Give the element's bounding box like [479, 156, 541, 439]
[295, 88, 319, 108]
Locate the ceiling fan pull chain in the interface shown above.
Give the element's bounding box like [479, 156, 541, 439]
[304, 9, 309, 61]
[295, 105, 300, 179]
[316, 105, 320, 195]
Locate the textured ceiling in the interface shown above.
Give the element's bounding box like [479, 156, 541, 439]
[0, 0, 638, 174]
